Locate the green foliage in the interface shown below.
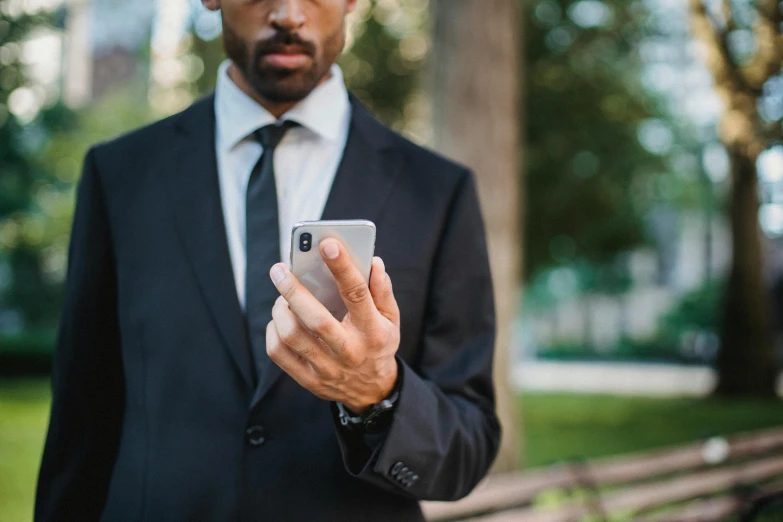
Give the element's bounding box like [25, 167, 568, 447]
[0, 330, 54, 354]
[338, 0, 427, 130]
[658, 278, 723, 338]
[0, 9, 156, 331]
[749, 497, 783, 522]
[0, 330, 54, 376]
[0, 10, 77, 330]
[533, 485, 599, 511]
[4, 83, 156, 333]
[538, 337, 692, 363]
[525, 258, 634, 313]
[191, 35, 225, 95]
[524, 0, 668, 279]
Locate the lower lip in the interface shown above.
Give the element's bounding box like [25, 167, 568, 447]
[263, 53, 310, 69]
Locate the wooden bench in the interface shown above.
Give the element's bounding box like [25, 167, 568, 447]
[421, 427, 783, 521]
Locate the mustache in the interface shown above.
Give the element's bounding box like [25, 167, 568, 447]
[254, 31, 316, 57]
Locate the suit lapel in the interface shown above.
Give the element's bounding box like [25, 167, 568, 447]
[164, 95, 255, 391]
[321, 97, 404, 222]
[249, 97, 405, 409]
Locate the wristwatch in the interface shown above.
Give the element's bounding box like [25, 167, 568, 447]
[336, 386, 400, 434]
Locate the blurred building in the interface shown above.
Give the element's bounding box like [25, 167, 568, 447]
[525, 212, 730, 356]
[24, 0, 201, 111]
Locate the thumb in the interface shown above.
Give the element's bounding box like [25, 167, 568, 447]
[369, 257, 400, 325]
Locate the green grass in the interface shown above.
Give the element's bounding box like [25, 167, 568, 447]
[1, 379, 782, 521]
[0, 379, 50, 522]
[521, 393, 783, 468]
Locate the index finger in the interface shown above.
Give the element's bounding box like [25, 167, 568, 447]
[269, 263, 345, 348]
[319, 238, 376, 325]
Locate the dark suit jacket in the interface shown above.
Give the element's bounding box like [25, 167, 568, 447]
[35, 94, 500, 522]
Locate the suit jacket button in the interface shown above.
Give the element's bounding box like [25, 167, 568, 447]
[245, 425, 265, 446]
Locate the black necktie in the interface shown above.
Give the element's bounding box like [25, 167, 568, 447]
[246, 121, 296, 385]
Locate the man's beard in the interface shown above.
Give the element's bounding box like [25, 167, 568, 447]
[222, 24, 331, 104]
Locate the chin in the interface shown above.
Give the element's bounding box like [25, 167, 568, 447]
[250, 68, 324, 104]
[253, 79, 316, 104]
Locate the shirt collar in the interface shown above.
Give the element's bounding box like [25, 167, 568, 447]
[215, 59, 350, 151]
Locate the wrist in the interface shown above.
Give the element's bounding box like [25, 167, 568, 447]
[336, 378, 401, 434]
[344, 360, 399, 414]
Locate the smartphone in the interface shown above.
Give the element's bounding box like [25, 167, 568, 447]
[290, 220, 376, 319]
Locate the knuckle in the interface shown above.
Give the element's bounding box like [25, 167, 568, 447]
[343, 349, 365, 368]
[335, 337, 350, 356]
[318, 365, 339, 381]
[311, 317, 335, 338]
[331, 260, 352, 276]
[298, 344, 315, 359]
[266, 321, 277, 340]
[277, 323, 299, 345]
[266, 340, 280, 358]
[344, 282, 369, 304]
[282, 284, 298, 301]
[369, 331, 386, 348]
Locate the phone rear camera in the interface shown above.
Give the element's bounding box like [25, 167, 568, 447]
[299, 232, 312, 252]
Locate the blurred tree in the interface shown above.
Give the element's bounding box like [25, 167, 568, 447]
[338, 0, 427, 131]
[689, 0, 782, 397]
[191, 35, 224, 95]
[430, 0, 523, 471]
[0, 10, 75, 331]
[524, 0, 669, 280]
[16, 84, 156, 344]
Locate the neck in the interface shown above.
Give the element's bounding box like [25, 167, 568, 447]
[227, 63, 332, 120]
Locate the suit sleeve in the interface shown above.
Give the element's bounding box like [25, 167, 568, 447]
[333, 169, 501, 501]
[35, 147, 125, 522]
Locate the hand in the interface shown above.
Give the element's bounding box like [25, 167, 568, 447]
[267, 238, 401, 414]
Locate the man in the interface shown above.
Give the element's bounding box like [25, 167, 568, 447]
[35, 0, 500, 520]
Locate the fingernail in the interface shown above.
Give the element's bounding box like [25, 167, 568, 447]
[376, 257, 386, 274]
[323, 240, 339, 260]
[270, 264, 286, 285]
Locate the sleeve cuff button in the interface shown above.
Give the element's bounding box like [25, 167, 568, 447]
[390, 461, 405, 475]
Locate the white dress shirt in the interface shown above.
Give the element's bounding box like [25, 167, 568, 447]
[214, 59, 352, 311]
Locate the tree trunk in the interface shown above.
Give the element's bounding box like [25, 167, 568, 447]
[715, 151, 778, 396]
[430, 0, 524, 471]
[688, 0, 781, 397]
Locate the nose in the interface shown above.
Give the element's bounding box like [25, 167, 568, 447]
[269, 0, 306, 31]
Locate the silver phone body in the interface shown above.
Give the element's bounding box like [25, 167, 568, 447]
[289, 220, 376, 319]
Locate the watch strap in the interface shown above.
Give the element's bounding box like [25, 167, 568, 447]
[336, 401, 364, 426]
[336, 387, 400, 428]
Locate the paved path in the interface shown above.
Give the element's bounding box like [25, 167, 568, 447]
[511, 360, 783, 397]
